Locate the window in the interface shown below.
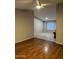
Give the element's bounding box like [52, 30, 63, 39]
[47, 22, 56, 30]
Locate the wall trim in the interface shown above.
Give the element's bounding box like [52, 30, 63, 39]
[15, 36, 34, 43]
[54, 41, 63, 45]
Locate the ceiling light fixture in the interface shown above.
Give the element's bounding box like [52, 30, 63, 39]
[35, 0, 51, 9]
[46, 17, 48, 20]
[36, 5, 41, 9]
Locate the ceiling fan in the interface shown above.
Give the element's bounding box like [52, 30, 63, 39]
[35, 0, 51, 9]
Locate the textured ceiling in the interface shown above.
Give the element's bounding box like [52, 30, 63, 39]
[15, 0, 63, 21]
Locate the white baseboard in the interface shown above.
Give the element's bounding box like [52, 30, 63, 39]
[15, 36, 34, 43]
[54, 41, 63, 45]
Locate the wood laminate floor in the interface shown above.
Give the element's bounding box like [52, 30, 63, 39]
[15, 38, 63, 59]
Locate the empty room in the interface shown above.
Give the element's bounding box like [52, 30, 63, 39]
[15, 0, 63, 59]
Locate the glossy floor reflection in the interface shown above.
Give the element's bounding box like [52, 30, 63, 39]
[15, 38, 63, 59]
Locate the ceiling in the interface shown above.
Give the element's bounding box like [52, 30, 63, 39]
[15, 0, 63, 21]
[34, 4, 56, 21]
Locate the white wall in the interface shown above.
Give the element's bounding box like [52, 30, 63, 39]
[34, 18, 55, 42]
[56, 3, 63, 45]
[15, 9, 34, 43]
[34, 18, 43, 35]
